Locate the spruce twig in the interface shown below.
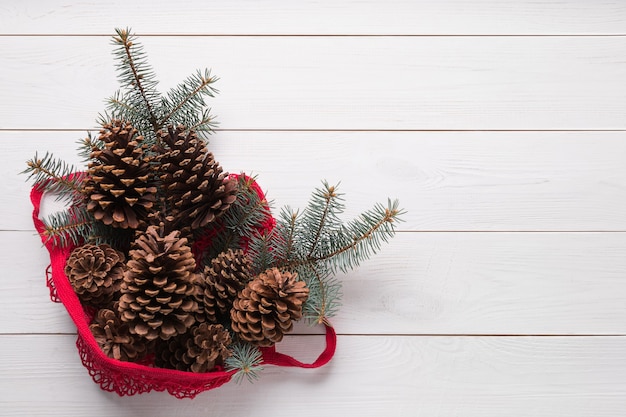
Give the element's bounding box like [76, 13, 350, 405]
[276, 207, 299, 264]
[159, 69, 218, 131]
[312, 199, 403, 271]
[23, 153, 84, 202]
[301, 181, 343, 259]
[77, 132, 104, 162]
[112, 28, 160, 132]
[189, 108, 218, 134]
[205, 175, 272, 261]
[250, 182, 403, 323]
[107, 28, 219, 144]
[225, 342, 264, 384]
[40, 206, 92, 247]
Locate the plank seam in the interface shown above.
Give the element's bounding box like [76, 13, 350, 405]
[1, 34, 625, 37]
[2, 129, 626, 133]
[2, 333, 626, 337]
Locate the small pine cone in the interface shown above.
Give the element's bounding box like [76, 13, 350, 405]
[203, 249, 252, 322]
[65, 244, 125, 307]
[155, 323, 231, 373]
[157, 125, 237, 231]
[118, 225, 200, 341]
[89, 307, 148, 362]
[231, 268, 309, 347]
[82, 120, 158, 229]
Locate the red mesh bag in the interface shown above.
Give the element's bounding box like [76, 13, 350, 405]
[31, 175, 336, 398]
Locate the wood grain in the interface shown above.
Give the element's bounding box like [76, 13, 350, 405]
[1, 0, 625, 35]
[5, 231, 626, 335]
[1, 37, 625, 130]
[6, 131, 626, 232]
[1, 334, 625, 416]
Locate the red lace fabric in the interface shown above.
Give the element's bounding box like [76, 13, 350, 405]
[31, 175, 335, 398]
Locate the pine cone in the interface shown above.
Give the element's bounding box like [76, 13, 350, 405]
[65, 244, 125, 307]
[89, 307, 149, 362]
[155, 323, 232, 373]
[118, 225, 200, 341]
[231, 268, 309, 347]
[82, 120, 158, 229]
[157, 125, 237, 232]
[203, 249, 252, 322]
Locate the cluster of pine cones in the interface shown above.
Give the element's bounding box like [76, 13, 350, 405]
[64, 120, 309, 373]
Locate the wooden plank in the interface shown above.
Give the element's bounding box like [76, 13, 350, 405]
[6, 131, 626, 232]
[1, 334, 625, 416]
[1, 0, 625, 35]
[1, 37, 625, 130]
[6, 231, 626, 335]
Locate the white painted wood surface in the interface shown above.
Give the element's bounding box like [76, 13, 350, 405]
[1, 2, 625, 416]
[1, 0, 625, 35]
[2, 37, 626, 130]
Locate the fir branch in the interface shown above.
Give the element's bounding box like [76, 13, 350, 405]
[296, 262, 342, 324]
[300, 181, 344, 258]
[207, 175, 272, 259]
[159, 69, 218, 130]
[23, 152, 84, 202]
[40, 205, 91, 248]
[247, 231, 276, 273]
[102, 91, 150, 130]
[99, 99, 156, 147]
[312, 199, 403, 273]
[76, 132, 103, 162]
[189, 108, 218, 136]
[248, 206, 300, 272]
[88, 222, 135, 252]
[106, 90, 141, 118]
[111, 28, 161, 133]
[276, 206, 300, 264]
[266, 183, 404, 320]
[225, 342, 264, 384]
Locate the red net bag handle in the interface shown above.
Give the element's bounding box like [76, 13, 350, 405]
[260, 321, 336, 368]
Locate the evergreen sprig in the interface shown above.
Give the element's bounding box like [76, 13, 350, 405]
[202, 175, 273, 263]
[76, 132, 104, 163]
[23, 152, 84, 203]
[104, 28, 218, 145]
[110, 28, 162, 137]
[300, 182, 344, 259]
[295, 262, 342, 322]
[224, 342, 264, 384]
[248, 182, 404, 324]
[88, 221, 135, 251]
[160, 69, 218, 135]
[40, 205, 91, 247]
[316, 198, 403, 274]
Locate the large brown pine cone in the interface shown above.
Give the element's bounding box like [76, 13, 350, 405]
[89, 307, 149, 362]
[202, 249, 252, 322]
[82, 120, 158, 229]
[65, 244, 125, 307]
[156, 125, 237, 232]
[230, 268, 309, 347]
[118, 225, 200, 341]
[155, 323, 232, 373]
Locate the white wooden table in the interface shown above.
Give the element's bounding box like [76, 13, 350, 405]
[1, 1, 625, 415]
